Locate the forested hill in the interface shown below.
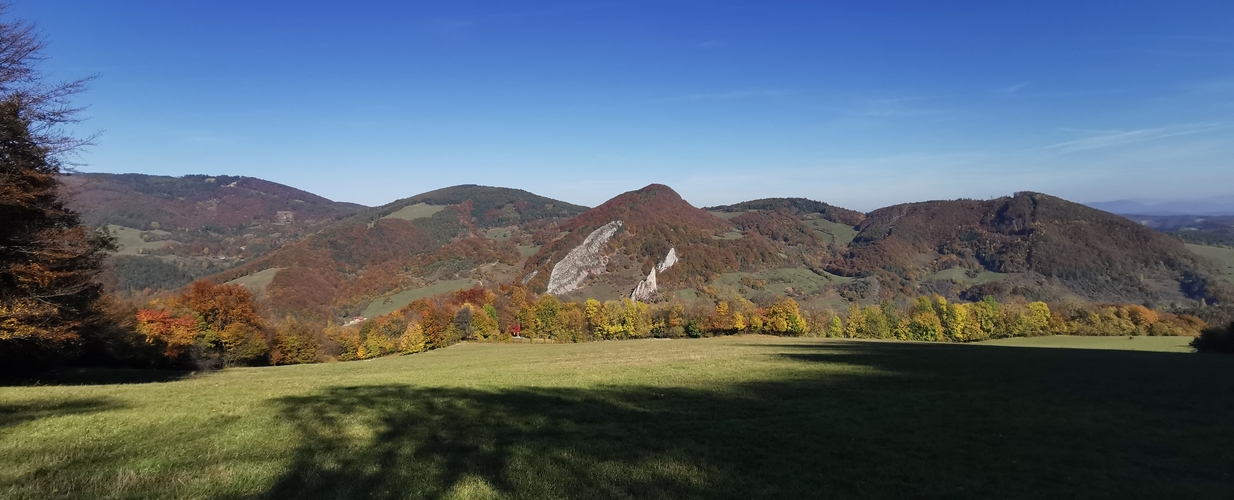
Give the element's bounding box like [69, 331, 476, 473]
[829, 192, 1229, 304]
[521, 184, 841, 298]
[348, 184, 589, 229]
[208, 185, 588, 323]
[63, 173, 367, 294]
[706, 197, 865, 226]
[64, 173, 363, 232]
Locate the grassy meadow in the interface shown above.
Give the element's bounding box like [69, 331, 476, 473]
[979, 335, 1196, 352]
[382, 203, 447, 222]
[3, 336, 1233, 499]
[106, 225, 177, 256]
[224, 268, 283, 297]
[361, 279, 478, 318]
[1187, 243, 1234, 284]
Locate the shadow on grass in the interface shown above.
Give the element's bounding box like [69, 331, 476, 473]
[0, 368, 194, 387]
[0, 397, 126, 431]
[257, 341, 1234, 499]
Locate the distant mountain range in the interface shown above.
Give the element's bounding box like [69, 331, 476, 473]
[1087, 196, 1234, 216]
[65, 173, 1234, 324]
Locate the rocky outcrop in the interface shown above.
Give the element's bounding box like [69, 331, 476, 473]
[631, 247, 678, 301]
[657, 247, 678, 272]
[546, 221, 622, 296]
[631, 268, 657, 301]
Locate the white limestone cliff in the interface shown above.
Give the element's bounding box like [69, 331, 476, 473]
[631, 247, 678, 301]
[657, 247, 678, 272]
[631, 268, 657, 301]
[546, 221, 622, 296]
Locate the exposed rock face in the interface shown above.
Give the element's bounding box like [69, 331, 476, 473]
[631, 247, 678, 301]
[657, 247, 678, 272]
[631, 269, 657, 301]
[546, 221, 622, 296]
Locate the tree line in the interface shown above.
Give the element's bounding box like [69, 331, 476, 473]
[122, 279, 1209, 369]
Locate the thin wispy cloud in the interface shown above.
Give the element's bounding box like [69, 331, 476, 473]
[818, 95, 955, 118]
[997, 81, 1031, 94]
[1041, 124, 1226, 152]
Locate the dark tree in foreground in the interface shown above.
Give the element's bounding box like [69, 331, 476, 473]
[0, 3, 112, 369]
[0, 100, 111, 340]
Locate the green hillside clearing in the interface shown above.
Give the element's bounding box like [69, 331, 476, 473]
[225, 268, 283, 297]
[381, 203, 445, 222]
[485, 227, 515, 240]
[2, 336, 1232, 499]
[362, 279, 478, 318]
[107, 225, 178, 256]
[1186, 243, 1234, 284]
[807, 218, 858, 246]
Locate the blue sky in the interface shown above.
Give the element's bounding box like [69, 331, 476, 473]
[16, 0, 1234, 210]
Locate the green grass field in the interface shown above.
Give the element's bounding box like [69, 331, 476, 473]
[978, 335, 1195, 352]
[382, 203, 446, 222]
[106, 225, 178, 256]
[225, 268, 282, 297]
[1187, 243, 1234, 284]
[4, 336, 1232, 499]
[485, 227, 514, 241]
[807, 219, 859, 246]
[362, 279, 478, 318]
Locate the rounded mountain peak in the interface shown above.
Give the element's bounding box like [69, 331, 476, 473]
[563, 184, 726, 234]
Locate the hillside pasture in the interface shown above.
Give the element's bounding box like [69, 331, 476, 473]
[1187, 243, 1234, 284]
[807, 218, 859, 246]
[485, 227, 515, 241]
[381, 203, 445, 222]
[361, 278, 477, 318]
[107, 224, 179, 256]
[225, 267, 283, 297]
[2, 337, 1232, 499]
[517, 244, 540, 257]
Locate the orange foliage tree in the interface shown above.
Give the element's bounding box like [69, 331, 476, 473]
[134, 280, 269, 368]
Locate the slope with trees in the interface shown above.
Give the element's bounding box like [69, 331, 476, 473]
[830, 192, 1228, 304]
[62, 172, 366, 295]
[206, 185, 587, 324]
[522, 185, 844, 299]
[0, 4, 120, 372]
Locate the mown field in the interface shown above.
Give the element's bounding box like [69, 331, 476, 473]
[979, 335, 1195, 352]
[3, 336, 1233, 499]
